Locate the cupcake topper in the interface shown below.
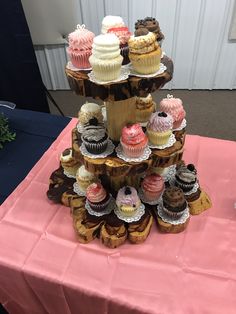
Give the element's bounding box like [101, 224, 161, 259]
[89, 117, 98, 126]
[76, 24, 86, 32]
[125, 187, 132, 195]
[167, 94, 173, 99]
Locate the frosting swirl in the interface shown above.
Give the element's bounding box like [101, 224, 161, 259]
[142, 174, 164, 193]
[159, 95, 186, 122]
[176, 164, 197, 183]
[68, 25, 94, 52]
[121, 124, 147, 145]
[108, 27, 131, 45]
[147, 111, 173, 132]
[82, 123, 106, 142]
[86, 183, 107, 203]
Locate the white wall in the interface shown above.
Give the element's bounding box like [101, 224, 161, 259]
[32, 0, 236, 90]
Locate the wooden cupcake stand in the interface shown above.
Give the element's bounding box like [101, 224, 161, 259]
[47, 55, 211, 247]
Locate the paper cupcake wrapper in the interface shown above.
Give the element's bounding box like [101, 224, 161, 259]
[80, 139, 115, 159]
[148, 133, 176, 149]
[138, 188, 163, 205]
[157, 203, 190, 224]
[85, 196, 114, 217]
[174, 178, 198, 193]
[66, 61, 92, 72]
[82, 138, 108, 155]
[67, 49, 92, 69]
[129, 62, 166, 78]
[116, 144, 151, 163]
[114, 203, 145, 223]
[88, 67, 130, 85]
[120, 139, 148, 158]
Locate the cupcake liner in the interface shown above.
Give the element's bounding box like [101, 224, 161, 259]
[147, 129, 172, 146]
[67, 48, 92, 69]
[141, 188, 164, 202]
[89, 55, 123, 81]
[130, 51, 161, 75]
[162, 206, 186, 218]
[157, 202, 190, 225]
[120, 139, 147, 158]
[82, 137, 108, 155]
[88, 194, 111, 212]
[175, 177, 196, 192]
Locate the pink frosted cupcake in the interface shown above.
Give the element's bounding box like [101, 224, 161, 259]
[120, 124, 148, 158]
[86, 183, 111, 212]
[147, 111, 173, 145]
[141, 174, 164, 201]
[108, 27, 132, 65]
[116, 186, 141, 217]
[159, 94, 186, 129]
[67, 24, 95, 69]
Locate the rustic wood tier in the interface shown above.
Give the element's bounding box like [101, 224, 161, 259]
[66, 55, 173, 101]
[72, 128, 184, 178]
[66, 55, 174, 141]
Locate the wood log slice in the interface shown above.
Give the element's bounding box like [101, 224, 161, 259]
[157, 216, 190, 233]
[65, 55, 173, 102]
[188, 190, 212, 215]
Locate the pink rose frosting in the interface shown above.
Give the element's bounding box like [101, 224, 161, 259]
[107, 27, 131, 45]
[68, 24, 95, 52]
[159, 94, 186, 122]
[116, 186, 140, 207]
[147, 111, 173, 132]
[121, 124, 147, 145]
[142, 174, 164, 193]
[86, 183, 107, 203]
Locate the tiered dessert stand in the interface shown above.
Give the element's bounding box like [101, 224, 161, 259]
[47, 55, 211, 247]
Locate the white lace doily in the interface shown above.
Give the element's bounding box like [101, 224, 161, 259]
[157, 202, 190, 225]
[80, 139, 115, 159]
[162, 165, 177, 182]
[138, 188, 163, 205]
[66, 61, 92, 72]
[77, 123, 84, 133]
[173, 119, 187, 131]
[73, 182, 86, 196]
[85, 196, 114, 217]
[88, 67, 130, 85]
[129, 63, 167, 78]
[114, 203, 145, 223]
[148, 133, 176, 149]
[116, 144, 151, 163]
[63, 169, 76, 179]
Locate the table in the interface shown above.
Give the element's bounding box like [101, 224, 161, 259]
[0, 107, 70, 204]
[0, 118, 236, 314]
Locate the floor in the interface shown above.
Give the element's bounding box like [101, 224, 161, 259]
[48, 90, 236, 141]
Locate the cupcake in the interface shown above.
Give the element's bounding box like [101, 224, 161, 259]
[86, 183, 111, 212]
[75, 165, 97, 192]
[147, 111, 173, 145]
[108, 27, 131, 65]
[101, 15, 125, 34]
[81, 119, 108, 155]
[135, 17, 164, 44]
[136, 93, 155, 123]
[159, 95, 186, 129]
[120, 124, 148, 158]
[116, 186, 141, 217]
[141, 173, 164, 201]
[162, 186, 187, 218]
[78, 102, 103, 126]
[89, 34, 123, 81]
[128, 28, 162, 74]
[67, 24, 95, 69]
[60, 148, 80, 176]
[175, 164, 197, 192]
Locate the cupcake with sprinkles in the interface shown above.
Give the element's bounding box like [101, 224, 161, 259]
[81, 118, 108, 155]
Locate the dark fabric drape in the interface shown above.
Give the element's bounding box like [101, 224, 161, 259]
[0, 0, 49, 112]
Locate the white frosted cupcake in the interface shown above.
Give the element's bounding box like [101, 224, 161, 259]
[89, 34, 123, 81]
[101, 16, 125, 34]
[76, 165, 97, 192]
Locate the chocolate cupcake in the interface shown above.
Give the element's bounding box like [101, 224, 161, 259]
[81, 118, 108, 154]
[175, 164, 197, 192]
[135, 17, 164, 43]
[162, 186, 187, 218]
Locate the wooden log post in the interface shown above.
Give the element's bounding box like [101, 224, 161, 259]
[105, 97, 137, 141]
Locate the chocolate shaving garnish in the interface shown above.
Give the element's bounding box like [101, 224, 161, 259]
[89, 117, 98, 126]
[134, 28, 149, 37]
[125, 187, 132, 195]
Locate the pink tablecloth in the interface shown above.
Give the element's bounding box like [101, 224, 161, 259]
[0, 119, 236, 314]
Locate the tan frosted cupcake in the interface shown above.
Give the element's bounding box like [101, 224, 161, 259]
[89, 34, 123, 81]
[136, 94, 155, 123]
[60, 148, 80, 176]
[78, 102, 103, 126]
[129, 28, 162, 75]
[147, 111, 173, 145]
[76, 165, 97, 192]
